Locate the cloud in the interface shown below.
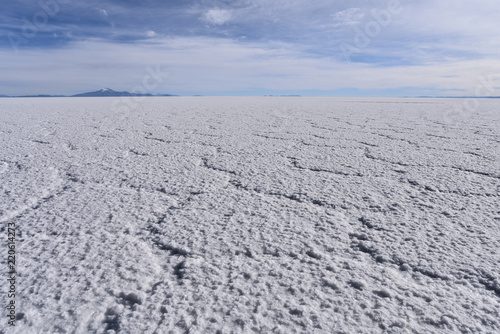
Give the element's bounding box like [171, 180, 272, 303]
[331, 8, 364, 27]
[97, 8, 108, 17]
[1, 36, 499, 96]
[1, 0, 500, 96]
[202, 9, 232, 25]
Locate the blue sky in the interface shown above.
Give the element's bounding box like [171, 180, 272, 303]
[1, 0, 499, 96]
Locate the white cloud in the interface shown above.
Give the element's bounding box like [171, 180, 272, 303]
[2, 36, 499, 96]
[97, 8, 108, 17]
[146, 31, 156, 38]
[331, 8, 364, 27]
[202, 9, 233, 25]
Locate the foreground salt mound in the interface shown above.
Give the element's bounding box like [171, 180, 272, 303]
[0, 97, 498, 333]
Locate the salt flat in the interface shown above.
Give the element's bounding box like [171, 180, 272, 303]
[0, 97, 499, 333]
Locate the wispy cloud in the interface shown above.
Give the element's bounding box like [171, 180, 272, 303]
[331, 8, 365, 27]
[1, 0, 499, 96]
[202, 9, 233, 25]
[96, 8, 108, 17]
[1, 36, 499, 96]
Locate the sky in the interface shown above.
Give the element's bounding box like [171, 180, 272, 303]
[1, 0, 499, 96]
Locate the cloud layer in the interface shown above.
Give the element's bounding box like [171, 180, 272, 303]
[1, 0, 499, 96]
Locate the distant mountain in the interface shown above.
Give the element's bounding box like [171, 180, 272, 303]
[72, 88, 154, 97]
[0, 89, 177, 98]
[17, 94, 65, 98]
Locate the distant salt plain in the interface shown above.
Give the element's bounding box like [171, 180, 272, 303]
[0, 97, 499, 333]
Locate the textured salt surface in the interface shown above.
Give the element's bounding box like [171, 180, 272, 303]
[0, 97, 499, 333]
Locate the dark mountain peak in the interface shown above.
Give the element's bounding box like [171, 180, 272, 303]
[72, 88, 153, 97]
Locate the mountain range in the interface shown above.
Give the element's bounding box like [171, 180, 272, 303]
[0, 88, 177, 98]
[1, 89, 500, 98]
